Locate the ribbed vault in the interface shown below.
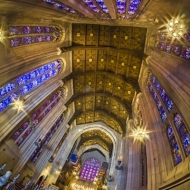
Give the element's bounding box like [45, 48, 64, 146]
[63, 23, 146, 136]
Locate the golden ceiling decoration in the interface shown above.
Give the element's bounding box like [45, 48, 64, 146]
[66, 24, 146, 135]
[82, 139, 109, 152]
[76, 111, 123, 134]
[81, 130, 112, 144]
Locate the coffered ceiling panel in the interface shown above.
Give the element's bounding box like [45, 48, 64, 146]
[75, 111, 123, 134]
[99, 25, 110, 46]
[65, 24, 146, 135]
[72, 24, 147, 49]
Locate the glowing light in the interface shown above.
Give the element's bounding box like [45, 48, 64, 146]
[0, 30, 3, 41]
[11, 98, 26, 113]
[128, 127, 150, 142]
[167, 19, 185, 38]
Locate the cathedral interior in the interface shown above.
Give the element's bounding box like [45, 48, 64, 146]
[0, 0, 190, 190]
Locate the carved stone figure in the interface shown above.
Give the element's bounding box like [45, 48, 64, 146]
[0, 171, 12, 187]
[12, 173, 20, 183]
[0, 163, 6, 175]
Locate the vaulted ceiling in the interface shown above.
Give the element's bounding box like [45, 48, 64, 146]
[64, 24, 147, 135]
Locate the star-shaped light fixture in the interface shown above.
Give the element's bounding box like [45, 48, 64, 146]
[12, 98, 26, 113]
[167, 19, 184, 38]
[128, 126, 150, 142]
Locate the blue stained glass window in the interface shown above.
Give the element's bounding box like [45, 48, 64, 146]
[83, 0, 100, 13]
[0, 93, 19, 112]
[148, 84, 167, 123]
[128, 0, 141, 15]
[151, 75, 174, 112]
[96, 0, 109, 13]
[173, 113, 190, 156]
[0, 60, 62, 112]
[116, 0, 126, 15]
[43, 0, 78, 14]
[0, 82, 16, 98]
[166, 126, 182, 165]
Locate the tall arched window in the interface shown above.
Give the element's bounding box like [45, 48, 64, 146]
[148, 73, 190, 165]
[80, 158, 100, 181]
[148, 83, 167, 122]
[9, 25, 61, 47]
[173, 113, 190, 156]
[0, 60, 63, 112]
[151, 75, 174, 112]
[30, 113, 65, 163]
[166, 125, 182, 165]
[12, 88, 64, 146]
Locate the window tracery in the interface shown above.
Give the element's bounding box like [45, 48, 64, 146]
[30, 113, 65, 163]
[148, 73, 190, 165]
[150, 75, 174, 112]
[154, 33, 190, 60]
[166, 125, 182, 165]
[12, 90, 62, 146]
[80, 158, 100, 181]
[0, 60, 62, 112]
[173, 113, 190, 156]
[9, 25, 62, 47]
[148, 83, 167, 123]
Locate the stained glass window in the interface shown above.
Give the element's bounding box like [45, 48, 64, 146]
[116, 0, 126, 15]
[166, 126, 182, 165]
[173, 113, 190, 156]
[80, 158, 100, 181]
[10, 35, 54, 47]
[13, 91, 61, 146]
[151, 75, 174, 112]
[30, 114, 64, 163]
[0, 60, 62, 112]
[9, 26, 54, 35]
[155, 33, 190, 60]
[42, 0, 79, 14]
[83, 0, 100, 13]
[96, 0, 109, 13]
[148, 84, 167, 123]
[128, 0, 141, 16]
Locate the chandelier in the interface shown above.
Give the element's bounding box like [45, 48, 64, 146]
[167, 19, 184, 38]
[0, 30, 3, 41]
[11, 98, 26, 113]
[129, 126, 150, 142]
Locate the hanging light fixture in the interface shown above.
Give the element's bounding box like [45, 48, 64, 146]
[128, 126, 150, 142]
[0, 30, 3, 41]
[167, 19, 185, 38]
[11, 98, 26, 113]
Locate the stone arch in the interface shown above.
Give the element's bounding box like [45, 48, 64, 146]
[54, 122, 122, 175]
[77, 144, 110, 163]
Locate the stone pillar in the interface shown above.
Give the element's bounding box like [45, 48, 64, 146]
[11, 98, 67, 176]
[0, 79, 63, 142]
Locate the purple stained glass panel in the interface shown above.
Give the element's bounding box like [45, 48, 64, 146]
[9, 26, 54, 35]
[30, 114, 64, 162]
[80, 158, 100, 181]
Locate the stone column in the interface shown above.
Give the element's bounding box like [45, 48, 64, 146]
[11, 98, 67, 176]
[0, 79, 63, 142]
